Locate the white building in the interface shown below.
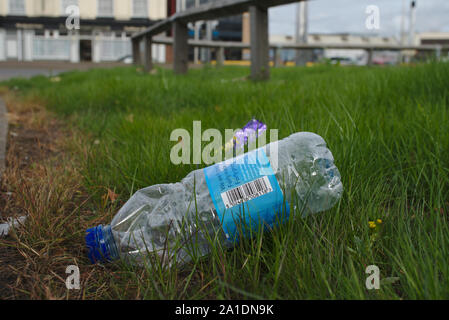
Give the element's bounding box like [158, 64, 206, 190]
[0, 0, 167, 63]
[415, 32, 449, 46]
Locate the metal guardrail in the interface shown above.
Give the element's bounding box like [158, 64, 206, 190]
[148, 36, 447, 67]
[151, 36, 448, 51]
[131, 0, 305, 80]
[131, 0, 447, 80]
[132, 0, 300, 40]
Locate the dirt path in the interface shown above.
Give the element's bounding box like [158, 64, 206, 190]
[0, 97, 7, 176]
[0, 92, 66, 299]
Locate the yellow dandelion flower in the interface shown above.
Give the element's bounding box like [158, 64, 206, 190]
[377, 219, 383, 224]
[369, 221, 376, 229]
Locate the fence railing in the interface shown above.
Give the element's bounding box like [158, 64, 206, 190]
[151, 36, 446, 51]
[99, 39, 132, 61]
[148, 36, 448, 66]
[132, 0, 302, 80]
[33, 37, 71, 61]
[132, 0, 448, 80]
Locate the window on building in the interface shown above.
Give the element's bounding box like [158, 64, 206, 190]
[186, 0, 195, 9]
[98, 0, 114, 17]
[8, 0, 26, 15]
[133, 0, 148, 18]
[61, 0, 79, 14]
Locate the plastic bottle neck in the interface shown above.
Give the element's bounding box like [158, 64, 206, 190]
[85, 224, 119, 263]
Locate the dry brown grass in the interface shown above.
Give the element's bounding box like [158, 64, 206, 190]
[0, 91, 133, 299]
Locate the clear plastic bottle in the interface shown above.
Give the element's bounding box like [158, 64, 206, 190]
[86, 132, 343, 266]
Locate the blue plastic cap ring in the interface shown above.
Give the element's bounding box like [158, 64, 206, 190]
[85, 225, 115, 264]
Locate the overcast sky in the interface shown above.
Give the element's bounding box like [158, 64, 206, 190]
[269, 0, 449, 38]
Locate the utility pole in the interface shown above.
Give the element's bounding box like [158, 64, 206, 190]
[399, 0, 406, 63]
[295, 1, 310, 66]
[405, 0, 416, 64]
[400, 0, 406, 46]
[409, 0, 416, 46]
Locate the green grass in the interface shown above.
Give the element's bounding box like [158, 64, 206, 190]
[3, 62, 449, 299]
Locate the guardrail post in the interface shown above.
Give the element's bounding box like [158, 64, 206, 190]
[272, 47, 277, 67]
[144, 35, 153, 72]
[250, 5, 269, 80]
[435, 45, 442, 61]
[132, 38, 141, 65]
[273, 46, 282, 67]
[173, 21, 189, 74]
[216, 47, 225, 66]
[367, 48, 373, 66]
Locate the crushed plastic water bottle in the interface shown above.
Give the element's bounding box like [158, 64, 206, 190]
[86, 131, 343, 266]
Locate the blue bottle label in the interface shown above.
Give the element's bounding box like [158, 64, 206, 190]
[204, 148, 289, 242]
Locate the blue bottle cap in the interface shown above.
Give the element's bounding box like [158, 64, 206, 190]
[85, 225, 117, 264]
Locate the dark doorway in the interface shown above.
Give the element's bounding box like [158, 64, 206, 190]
[80, 40, 92, 61]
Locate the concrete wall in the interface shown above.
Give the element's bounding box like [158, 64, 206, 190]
[149, 0, 167, 20]
[0, 1, 6, 16]
[79, 0, 97, 19]
[0, 0, 167, 20]
[30, 0, 59, 17]
[0, 30, 5, 61]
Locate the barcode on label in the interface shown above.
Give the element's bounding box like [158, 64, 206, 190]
[221, 176, 273, 209]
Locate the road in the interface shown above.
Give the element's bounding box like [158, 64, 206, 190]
[0, 61, 130, 81]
